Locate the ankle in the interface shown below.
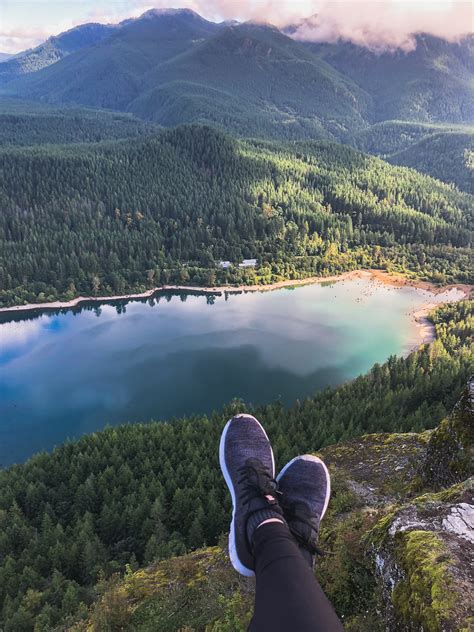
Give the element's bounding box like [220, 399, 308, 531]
[246, 508, 286, 546]
[256, 517, 285, 530]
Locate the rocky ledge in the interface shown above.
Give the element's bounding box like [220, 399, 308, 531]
[75, 380, 473, 631]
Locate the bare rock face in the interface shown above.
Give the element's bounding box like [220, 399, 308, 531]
[419, 379, 474, 490]
[442, 503, 474, 543]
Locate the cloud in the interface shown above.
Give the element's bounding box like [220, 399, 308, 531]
[0, 18, 89, 54]
[0, 0, 472, 55]
[129, 0, 473, 51]
[0, 26, 52, 53]
[100, 1, 474, 52]
[286, 1, 474, 52]
[0, 318, 43, 350]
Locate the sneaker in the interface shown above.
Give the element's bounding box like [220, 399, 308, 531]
[276, 455, 331, 566]
[219, 414, 285, 577]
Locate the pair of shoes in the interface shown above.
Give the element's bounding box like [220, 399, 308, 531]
[220, 414, 330, 577]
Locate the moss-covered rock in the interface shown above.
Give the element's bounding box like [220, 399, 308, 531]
[368, 478, 474, 631]
[71, 546, 254, 631]
[419, 380, 474, 490]
[316, 509, 383, 628]
[392, 530, 455, 631]
[320, 431, 430, 503]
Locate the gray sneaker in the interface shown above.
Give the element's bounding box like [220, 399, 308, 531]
[276, 455, 331, 566]
[219, 414, 284, 577]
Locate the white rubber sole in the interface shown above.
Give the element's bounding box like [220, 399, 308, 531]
[219, 414, 275, 578]
[276, 454, 331, 522]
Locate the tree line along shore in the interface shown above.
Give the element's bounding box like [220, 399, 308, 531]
[0, 269, 471, 315]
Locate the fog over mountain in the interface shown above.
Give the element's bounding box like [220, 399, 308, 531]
[277, 1, 472, 51]
[2, 0, 472, 54]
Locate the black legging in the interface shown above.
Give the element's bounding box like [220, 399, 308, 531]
[249, 521, 344, 631]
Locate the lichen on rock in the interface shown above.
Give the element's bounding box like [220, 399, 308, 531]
[368, 478, 474, 631]
[391, 530, 456, 631]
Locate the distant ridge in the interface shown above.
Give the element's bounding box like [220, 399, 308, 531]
[0, 22, 117, 84]
[119, 7, 216, 27]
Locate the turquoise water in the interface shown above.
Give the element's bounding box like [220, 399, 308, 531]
[0, 278, 460, 465]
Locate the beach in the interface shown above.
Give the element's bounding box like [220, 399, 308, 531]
[1, 269, 471, 313]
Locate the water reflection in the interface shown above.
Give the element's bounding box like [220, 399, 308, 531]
[0, 280, 463, 465]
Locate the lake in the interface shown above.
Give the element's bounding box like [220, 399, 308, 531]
[0, 277, 462, 466]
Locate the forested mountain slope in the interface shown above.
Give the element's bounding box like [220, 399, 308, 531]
[0, 100, 159, 146]
[1, 10, 220, 112]
[0, 23, 116, 84]
[0, 300, 472, 630]
[129, 22, 369, 139]
[2, 12, 473, 141]
[350, 120, 472, 156]
[388, 131, 474, 195]
[0, 126, 472, 308]
[2, 12, 368, 141]
[305, 34, 474, 124]
[349, 121, 474, 193]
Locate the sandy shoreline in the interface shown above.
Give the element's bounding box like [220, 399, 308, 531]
[1, 269, 471, 349]
[1, 268, 471, 315]
[411, 306, 441, 346]
[0, 269, 359, 314]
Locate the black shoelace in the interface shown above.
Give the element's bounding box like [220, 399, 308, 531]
[282, 501, 326, 557]
[237, 460, 281, 505]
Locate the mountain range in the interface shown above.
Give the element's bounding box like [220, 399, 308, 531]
[1, 9, 473, 144]
[0, 9, 473, 194]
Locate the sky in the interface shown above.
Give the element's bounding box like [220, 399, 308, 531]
[0, 0, 472, 54]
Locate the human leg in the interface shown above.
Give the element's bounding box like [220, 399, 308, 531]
[219, 415, 343, 631]
[249, 520, 343, 631]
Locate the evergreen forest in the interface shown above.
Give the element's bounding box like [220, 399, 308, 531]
[1, 125, 472, 308]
